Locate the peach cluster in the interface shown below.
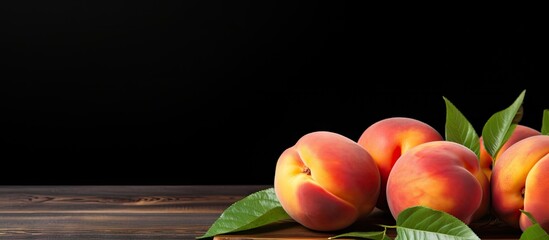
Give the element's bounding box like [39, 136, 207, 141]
[273, 116, 548, 233]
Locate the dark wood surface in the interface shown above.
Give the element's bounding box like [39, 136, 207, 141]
[0, 185, 523, 239]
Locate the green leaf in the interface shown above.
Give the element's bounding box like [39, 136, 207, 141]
[329, 230, 392, 240]
[196, 187, 292, 239]
[395, 206, 480, 240]
[542, 109, 549, 135]
[481, 89, 526, 158]
[520, 224, 549, 240]
[519, 210, 549, 240]
[521, 209, 540, 224]
[443, 96, 480, 158]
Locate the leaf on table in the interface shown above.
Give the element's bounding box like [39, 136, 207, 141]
[481, 89, 526, 158]
[395, 206, 480, 240]
[443, 96, 480, 158]
[329, 230, 392, 240]
[196, 187, 292, 239]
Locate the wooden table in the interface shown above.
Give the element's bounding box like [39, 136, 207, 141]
[0, 185, 523, 239]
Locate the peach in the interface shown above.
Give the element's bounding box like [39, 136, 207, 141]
[386, 141, 489, 224]
[357, 117, 444, 211]
[491, 135, 549, 232]
[479, 125, 541, 180]
[274, 131, 381, 231]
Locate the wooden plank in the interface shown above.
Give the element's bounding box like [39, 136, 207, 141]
[0, 185, 525, 239]
[0, 185, 270, 239]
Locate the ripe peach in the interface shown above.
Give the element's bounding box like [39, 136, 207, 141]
[357, 117, 443, 211]
[479, 125, 541, 179]
[386, 141, 489, 224]
[274, 131, 381, 231]
[491, 135, 549, 232]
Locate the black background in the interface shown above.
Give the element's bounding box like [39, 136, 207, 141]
[2, 2, 546, 184]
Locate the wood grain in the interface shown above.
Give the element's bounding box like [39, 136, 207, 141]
[0, 185, 269, 239]
[0, 185, 523, 240]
